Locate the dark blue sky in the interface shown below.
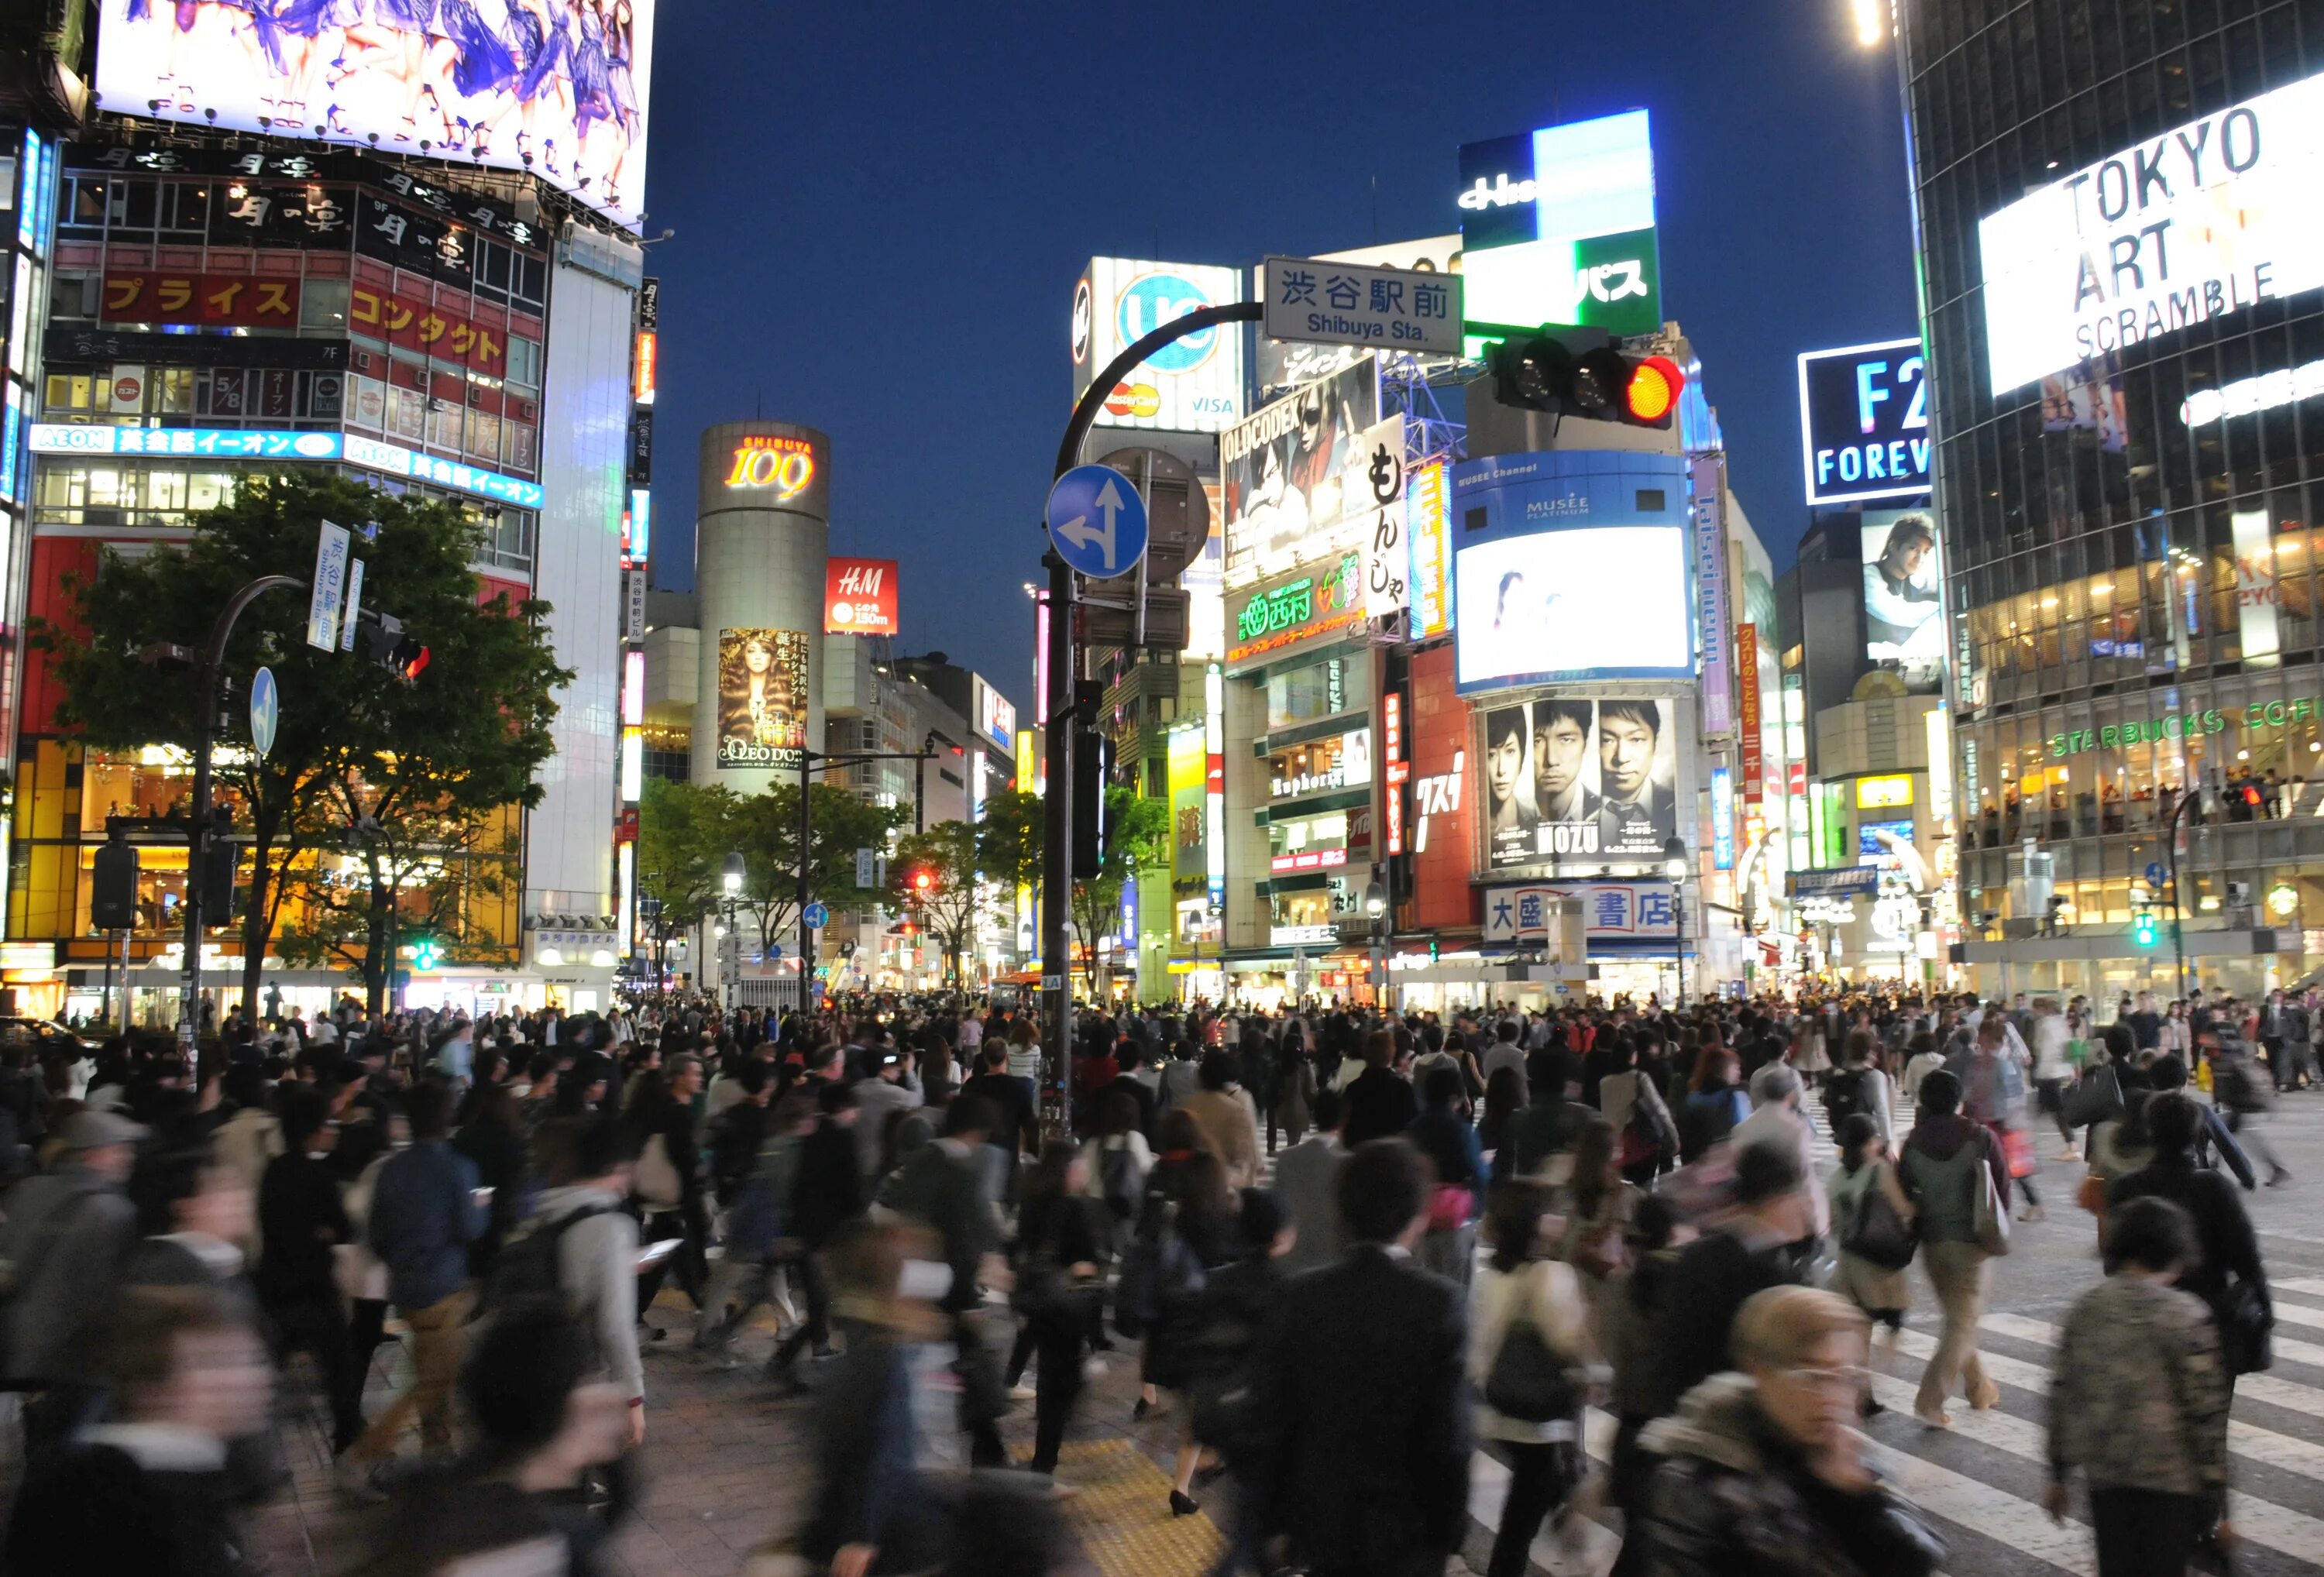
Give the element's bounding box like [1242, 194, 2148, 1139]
[639, 1, 1917, 713]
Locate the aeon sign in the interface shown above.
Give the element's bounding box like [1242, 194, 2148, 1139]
[726, 435, 817, 501]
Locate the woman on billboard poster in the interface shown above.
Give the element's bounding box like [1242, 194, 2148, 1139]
[717, 630, 806, 764]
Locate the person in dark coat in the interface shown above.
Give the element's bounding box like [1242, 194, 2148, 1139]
[2109, 1092, 2271, 1390]
[878, 1095, 1009, 1467]
[253, 1087, 365, 1455]
[1642, 1141, 1817, 1421]
[1011, 1142, 1109, 1482]
[1339, 1031, 1418, 1149]
[768, 1081, 864, 1382]
[1252, 1140, 1470, 1577]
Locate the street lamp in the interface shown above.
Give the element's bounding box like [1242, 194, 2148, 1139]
[720, 851, 744, 1014]
[1663, 837, 1690, 1008]
[1363, 874, 1387, 1009]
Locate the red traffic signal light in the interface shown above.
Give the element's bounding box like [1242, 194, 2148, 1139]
[1624, 356, 1684, 424]
[912, 869, 933, 893]
[401, 643, 431, 682]
[2243, 785, 2263, 808]
[1487, 333, 1683, 430]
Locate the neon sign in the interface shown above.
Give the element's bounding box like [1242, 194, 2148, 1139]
[726, 435, 817, 500]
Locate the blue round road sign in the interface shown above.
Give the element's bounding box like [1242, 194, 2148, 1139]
[803, 902, 829, 929]
[1045, 465, 1149, 579]
[249, 667, 279, 760]
[2146, 861, 2167, 888]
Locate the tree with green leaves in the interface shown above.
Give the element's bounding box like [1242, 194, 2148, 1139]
[978, 785, 1168, 995]
[635, 778, 738, 934]
[890, 819, 985, 989]
[35, 470, 570, 1015]
[719, 782, 907, 961]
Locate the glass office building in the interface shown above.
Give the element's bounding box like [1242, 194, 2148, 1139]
[1900, 0, 2324, 997]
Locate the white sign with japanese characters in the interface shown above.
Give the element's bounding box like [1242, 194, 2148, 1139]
[1263, 256, 1465, 357]
[1484, 881, 1678, 943]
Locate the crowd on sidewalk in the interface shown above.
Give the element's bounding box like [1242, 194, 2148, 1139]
[0, 980, 2295, 1577]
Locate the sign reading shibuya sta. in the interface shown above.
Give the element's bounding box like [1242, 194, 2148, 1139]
[1227, 551, 1363, 669]
[1979, 68, 2324, 394]
[1261, 256, 1464, 356]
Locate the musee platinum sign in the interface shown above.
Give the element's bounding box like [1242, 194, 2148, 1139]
[1978, 68, 2324, 394]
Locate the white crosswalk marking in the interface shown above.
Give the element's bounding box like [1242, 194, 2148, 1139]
[2272, 1297, 2324, 1333]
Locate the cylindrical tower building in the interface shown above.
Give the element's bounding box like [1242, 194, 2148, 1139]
[1900, 1, 2324, 999]
[693, 421, 830, 790]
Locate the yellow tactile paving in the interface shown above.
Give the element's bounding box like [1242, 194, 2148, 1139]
[1052, 1438, 1226, 1577]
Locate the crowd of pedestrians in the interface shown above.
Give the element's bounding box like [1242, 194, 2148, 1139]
[0, 980, 2292, 1576]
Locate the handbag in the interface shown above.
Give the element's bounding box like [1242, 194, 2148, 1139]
[2216, 1279, 2275, 1376]
[2062, 1063, 2125, 1129]
[1972, 1133, 2013, 1257]
[1483, 1271, 1580, 1424]
[634, 1132, 683, 1210]
[1840, 1170, 1919, 1272]
[2075, 1172, 2108, 1217]
[1994, 1125, 2037, 1180]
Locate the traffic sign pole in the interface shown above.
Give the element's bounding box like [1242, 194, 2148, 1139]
[1040, 300, 1260, 1136]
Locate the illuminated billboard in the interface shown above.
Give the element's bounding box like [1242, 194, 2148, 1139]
[1220, 359, 1382, 589]
[92, 0, 657, 232]
[1169, 724, 1208, 884]
[1457, 110, 1660, 350]
[1797, 338, 1930, 506]
[823, 557, 898, 636]
[715, 628, 810, 771]
[1071, 258, 1244, 434]
[1454, 527, 1689, 689]
[1479, 697, 1678, 871]
[1861, 510, 1944, 693]
[1978, 69, 2324, 394]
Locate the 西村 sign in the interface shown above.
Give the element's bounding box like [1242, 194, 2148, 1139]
[1227, 552, 1365, 670]
[1797, 339, 1930, 506]
[1262, 256, 1463, 357]
[1978, 67, 2324, 394]
[27, 424, 544, 509]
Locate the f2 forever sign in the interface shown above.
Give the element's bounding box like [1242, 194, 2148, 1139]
[1797, 338, 1930, 507]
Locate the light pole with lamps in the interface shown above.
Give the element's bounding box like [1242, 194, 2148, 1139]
[1663, 837, 1690, 1008]
[1363, 873, 1388, 1009]
[720, 850, 744, 1015]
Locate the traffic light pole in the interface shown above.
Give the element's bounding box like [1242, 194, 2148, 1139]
[178, 574, 306, 1050]
[2165, 784, 2205, 1001]
[793, 745, 941, 1016]
[1044, 301, 1261, 1129]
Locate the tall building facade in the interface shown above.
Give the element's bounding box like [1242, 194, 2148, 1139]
[1901, 0, 2324, 998]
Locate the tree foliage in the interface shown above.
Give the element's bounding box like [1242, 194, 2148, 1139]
[978, 785, 1168, 992]
[35, 471, 569, 1014]
[890, 819, 983, 989]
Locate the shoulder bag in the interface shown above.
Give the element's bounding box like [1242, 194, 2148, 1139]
[1971, 1132, 2013, 1257]
[1483, 1268, 1581, 1424]
[1840, 1166, 1919, 1272]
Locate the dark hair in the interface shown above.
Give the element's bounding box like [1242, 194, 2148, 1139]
[1569, 1118, 1618, 1219]
[1199, 1050, 1240, 1091]
[2104, 1194, 2197, 1277]
[1422, 1066, 1461, 1109]
[2146, 1091, 2200, 1154]
[1337, 1139, 1426, 1245]
[945, 1093, 998, 1139]
[1237, 1187, 1287, 1256]
[1734, 1139, 1805, 1204]
[404, 1077, 454, 1141]
[1485, 706, 1526, 753]
[279, 1085, 331, 1149]
[1917, 1068, 1962, 1115]
[1312, 1087, 1344, 1133]
[1532, 699, 1593, 740]
[1688, 1044, 1739, 1094]
[539, 1114, 625, 1184]
[1628, 1194, 1677, 1253]
[1486, 1179, 1549, 1274]
[1482, 1066, 1525, 1129]
[462, 1302, 591, 1457]
[2102, 1023, 2135, 1064]
[2150, 1053, 2190, 1091]
[1837, 1111, 1882, 1173]
[1597, 699, 1661, 742]
[1023, 1141, 1077, 1211]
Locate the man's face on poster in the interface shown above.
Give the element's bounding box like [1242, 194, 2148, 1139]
[1600, 712, 1655, 801]
[1534, 713, 1587, 811]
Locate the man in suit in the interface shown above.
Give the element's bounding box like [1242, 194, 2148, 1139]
[1597, 699, 1676, 851]
[1531, 699, 1599, 830]
[1254, 1139, 1470, 1577]
[1338, 1030, 1418, 1149]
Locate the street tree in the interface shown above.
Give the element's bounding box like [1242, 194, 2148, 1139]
[36, 471, 569, 1018]
[724, 782, 906, 960]
[890, 819, 984, 989]
[979, 785, 1167, 994]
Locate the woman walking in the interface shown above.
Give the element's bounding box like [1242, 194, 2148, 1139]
[1897, 1070, 2006, 1428]
[1829, 1113, 1915, 1413]
[1013, 1142, 1107, 1489]
[2044, 1195, 2235, 1576]
[1471, 1180, 1591, 1577]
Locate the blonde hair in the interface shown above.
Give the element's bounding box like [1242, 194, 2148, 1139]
[1731, 1286, 1867, 1373]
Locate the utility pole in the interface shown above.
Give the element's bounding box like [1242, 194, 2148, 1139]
[1043, 300, 1260, 1129]
[794, 744, 943, 1013]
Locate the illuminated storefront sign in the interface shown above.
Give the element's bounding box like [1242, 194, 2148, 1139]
[1456, 110, 1662, 348]
[1797, 338, 1930, 506]
[726, 434, 817, 500]
[1227, 551, 1364, 668]
[824, 556, 899, 636]
[1406, 459, 1452, 638]
[1268, 728, 1371, 800]
[1711, 765, 1735, 871]
[1736, 624, 1762, 807]
[624, 489, 651, 567]
[1855, 774, 1914, 809]
[1270, 846, 1348, 874]
[2182, 358, 2324, 427]
[2049, 708, 2232, 757]
[1979, 67, 2324, 394]
[633, 330, 658, 404]
[26, 422, 542, 507]
[1384, 691, 1408, 855]
[1071, 258, 1245, 434]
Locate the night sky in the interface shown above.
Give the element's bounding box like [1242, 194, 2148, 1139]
[639, 1, 1919, 713]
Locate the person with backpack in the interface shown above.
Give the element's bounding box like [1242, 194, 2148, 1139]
[1010, 1142, 1108, 1489]
[511, 1115, 645, 1449]
[1821, 1030, 1893, 1142]
[1898, 1070, 2009, 1429]
[1078, 1090, 1153, 1257]
[1471, 1178, 1590, 1577]
[1121, 1109, 1240, 1510]
[1829, 1113, 1916, 1414]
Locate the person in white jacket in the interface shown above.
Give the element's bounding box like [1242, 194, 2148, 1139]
[2028, 996, 2079, 1159]
[530, 1115, 647, 1447]
[1470, 1178, 1593, 1577]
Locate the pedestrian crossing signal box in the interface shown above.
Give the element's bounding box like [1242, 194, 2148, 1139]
[2132, 910, 2160, 948]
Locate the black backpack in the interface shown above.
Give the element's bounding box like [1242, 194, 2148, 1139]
[1823, 1068, 1868, 1140]
[485, 1203, 618, 1318]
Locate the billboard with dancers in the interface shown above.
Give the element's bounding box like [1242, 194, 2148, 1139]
[95, 0, 655, 231]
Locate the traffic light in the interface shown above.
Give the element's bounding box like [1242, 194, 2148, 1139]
[2133, 909, 2161, 948]
[412, 936, 441, 971]
[358, 610, 430, 680]
[1487, 328, 1685, 428]
[91, 838, 139, 931]
[1071, 730, 1112, 880]
[912, 869, 933, 896]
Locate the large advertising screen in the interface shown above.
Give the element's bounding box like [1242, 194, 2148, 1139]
[715, 628, 810, 770]
[1797, 338, 1930, 506]
[93, 0, 656, 232]
[1479, 697, 1678, 871]
[1457, 110, 1660, 351]
[1220, 359, 1381, 588]
[1978, 68, 2324, 395]
[1861, 510, 1944, 693]
[1454, 527, 1690, 689]
[1071, 258, 1243, 434]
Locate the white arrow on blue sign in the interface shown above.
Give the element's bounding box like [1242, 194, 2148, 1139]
[803, 902, 829, 929]
[2147, 861, 2167, 888]
[249, 666, 279, 761]
[1045, 465, 1148, 579]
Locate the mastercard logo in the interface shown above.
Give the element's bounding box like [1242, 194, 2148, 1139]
[1104, 382, 1160, 419]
